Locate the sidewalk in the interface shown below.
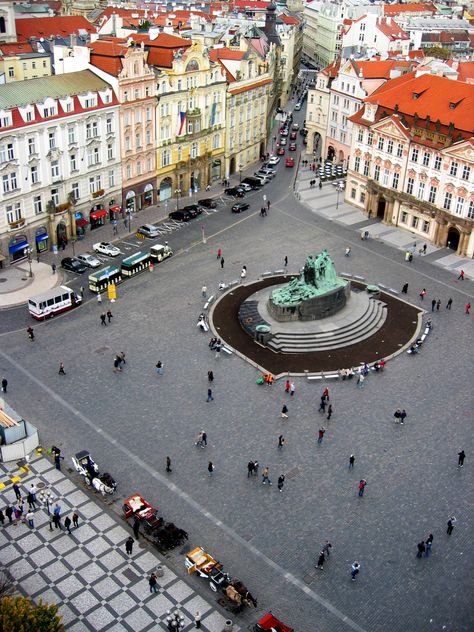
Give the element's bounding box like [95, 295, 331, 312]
[296, 159, 474, 278]
[0, 455, 238, 632]
[0, 261, 63, 309]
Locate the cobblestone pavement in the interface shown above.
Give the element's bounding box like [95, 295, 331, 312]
[0, 110, 473, 632]
[0, 456, 238, 631]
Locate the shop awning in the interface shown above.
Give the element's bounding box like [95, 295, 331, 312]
[35, 233, 49, 242]
[9, 240, 28, 254]
[76, 218, 89, 228]
[90, 210, 107, 220]
[110, 205, 121, 213]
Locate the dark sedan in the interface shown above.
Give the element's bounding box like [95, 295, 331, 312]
[61, 257, 87, 274]
[231, 202, 250, 213]
[198, 198, 217, 209]
[169, 210, 192, 222]
[225, 187, 245, 197]
[181, 204, 202, 218]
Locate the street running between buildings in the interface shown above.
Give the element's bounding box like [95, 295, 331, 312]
[0, 346, 368, 632]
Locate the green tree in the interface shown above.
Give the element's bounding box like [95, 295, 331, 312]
[423, 46, 451, 60]
[0, 596, 63, 632]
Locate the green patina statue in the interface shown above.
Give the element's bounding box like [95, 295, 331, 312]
[271, 250, 346, 307]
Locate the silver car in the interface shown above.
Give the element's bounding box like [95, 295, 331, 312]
[137, 224, 160, 238]
[76, 253, 101, 268]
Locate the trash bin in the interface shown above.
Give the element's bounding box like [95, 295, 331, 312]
[223, 620, 233, 632]
[156, 565, 164, 578]
[255, 324, 272, 345]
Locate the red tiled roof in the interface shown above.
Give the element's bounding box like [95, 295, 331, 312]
[15, 16, 96, 42]
[351, 73, 474, 135]
[454, 61, 474, 83]
[383, 3, 437, 16]
[352, 60, 415, 80]
[0, 42, 34, 55]
[278, 14, 300, 25]
[376, 18, 409, 41]
[209, 47, 245, 62]
[233, 1, 269, 9]
[323, 59, 341, 78]
[147, 33, 192, 49]
[88, 41, 128, 77]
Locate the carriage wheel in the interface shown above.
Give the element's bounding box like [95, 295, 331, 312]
[209, 582, 218, 592]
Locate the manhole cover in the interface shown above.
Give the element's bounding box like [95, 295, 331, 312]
[37, 482, 46, 489]
[95, 346, 111, 354]
[285, 466, 300, 479]
[0, 278, 7, 283]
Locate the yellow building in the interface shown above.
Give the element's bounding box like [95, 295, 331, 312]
[0, 45, 51, 83]
[154, 40, 227, 203]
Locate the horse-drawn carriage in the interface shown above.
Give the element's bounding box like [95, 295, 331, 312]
[185, 547, 257, 612]
[72, 450, 117, 496]
[123, 494, 188, 551]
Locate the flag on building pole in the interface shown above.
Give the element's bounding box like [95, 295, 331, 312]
[178, 111, 186, 136]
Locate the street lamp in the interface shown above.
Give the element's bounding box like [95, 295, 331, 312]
[71, 238, 76, 257]
[238, 164, 243, 183]
[127, 208, 133, 234]
[25, 247, 33, 278]
[174, 189, 181, 211]
[40, 490, 53, 530]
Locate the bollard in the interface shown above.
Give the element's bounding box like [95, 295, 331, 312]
[156, 565, 164, 578]
[223, 620, 233, 632]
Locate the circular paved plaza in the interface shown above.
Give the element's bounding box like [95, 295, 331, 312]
[0, 184, 473, 632]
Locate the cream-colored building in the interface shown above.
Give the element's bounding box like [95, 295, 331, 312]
[0, 49, 51, 83]
[305, 61, 338, 156]
[347, 72, 474, 257]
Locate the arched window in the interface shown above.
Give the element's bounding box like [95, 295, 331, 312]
[185, 59, 199, 72]
[0, 18, 5, 34]
[190, 142, 198, 159]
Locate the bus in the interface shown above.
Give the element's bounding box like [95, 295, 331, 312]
[121, 251, 150, 277]
[28, 286, 82, 320]
[88, 266, 122, 293]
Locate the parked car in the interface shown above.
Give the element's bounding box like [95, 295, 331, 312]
[292, 123, 300, 130]
[168, 210, 192, 222]
[267, 156, 281, 165]
[198, 198, 217, 208]
[225, 187, 245, 197]
[280, 129, 289, 137]
[242, 177, 263, 190]
[277, 147, 285, 155]
[76, 253, 101, 268]
[92, 242, 122, 257]
[294, 102, 302, 111]
[137, 224, 160, 238]
[289, 143, 297, 151]
[290, 131, 297, 140]
[285, 157, 295, 167]
[182, 204, 202, 218]
[279, 138, 287, 146]
[61, 257, 87, 274]
[256, 167, 276, 178]
[232, 202, 250, 213]
[238, 182, 252, 192]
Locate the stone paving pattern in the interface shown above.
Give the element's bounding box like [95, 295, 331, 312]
[0, 457, 235, 632]
[0, 109, 473, 632]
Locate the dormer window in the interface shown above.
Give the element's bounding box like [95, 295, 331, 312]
[84, 96, 97, 108]
[0, 113, 12, 128]
[43, 106, 56, 117]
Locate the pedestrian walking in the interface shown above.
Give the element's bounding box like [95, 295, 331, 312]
[281, 404, 289, 419]
[13, 483, 21, 501]
[1, 377, 7, 393]
[316, 551, 325, 570]
[402, 283, 408, 294]
[458, 270, 465, 280]
[72, 512, 79, 529]
[207, 461, 214, 476]
[64, 516, 72, 534]
[202, 432, 207, 446]
[447, 516, 456, 535]
[327, 404, 333, 420]
[194, 611, 202, 629]
[113, 357, 122, 373]
[323, 387, 329, 401]
[416, 541, 425, 558]
[425, 534, 433, 556]
[125, 536, 134, 555]
[277, 474, 285, 492]
[106, 310, 113, 323]
[52, 263, 56, 274]
[419, 288, 426, 300]
[284, 380, 290, 393]
[100, 313, 107, 326]
[317, 427, 325, 444]
[206, 388, 214, 402]
[322, 541, 332, 557]
[217, 248, 222, 260]
[133, 517, 140, 539]
[319, 397, 326, 413]
[351, 561, 360, 581]
[97, 293, 102, 304]
[289, 382, 295, 397]
[358, 479, 367, 496]
[446, 297, 453, 310]
[215, 344, 221, 360]
[349, 454, 355, 469]
[247, 461, 254, 477]
[29, 484, 37, 503]
[54, 452, 64, 470]
[201, 285, 207, 298]
[400, 410, 407, 425]
[27, 326, 34, 341]
[26, 492, 36, 510]
[278, 435, 285, 449]
[149, 573, 158, 594]
[220, 257, 224, 269]
[5, 506, 13, 524]
[394, 409, 401, 423]
[436, 299, 441, 311]
[155, 361, 163, 375]
[465, 302, 471, 315]
[26, 511, 34, 528]
[431, 299, 436, 312]
[0, 508, 4, 526]
[241, 266, 247, 280]
[58, 362, 66, 375]
[284, 256, 288, 268]
[262, 466, 272, 485]
[458, 450, 465, 467]
[357, 374, 365, 389]
[166, 456, 172, 473]
[52, 512, 61, 529]
[13, 505, 22, 525]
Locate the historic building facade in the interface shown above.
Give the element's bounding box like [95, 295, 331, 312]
[346, 73, 474, 257]
[0, 70, 121, 260]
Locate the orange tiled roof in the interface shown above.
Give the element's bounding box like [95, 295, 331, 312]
[351, 72, 474, 135]
[0, 42, 34, 55]
[209, 47, 245, 62]
[278, 14, 300, 26]
[383, 3, 437, 16]
[352, 60, 415, 80]
[322, 59, 341, 78]
[454, 61, 474, 83]
[229, 77, 272, 95]
[148, 33, 192, 49]
[15, 16, 96, 42]
[88, 40, 128, 77]
[376, 18, 409, 41]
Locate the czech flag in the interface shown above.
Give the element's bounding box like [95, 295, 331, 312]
[178, 111, 186, 136]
